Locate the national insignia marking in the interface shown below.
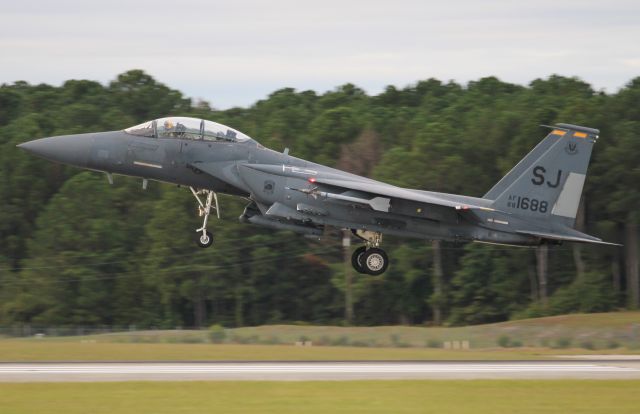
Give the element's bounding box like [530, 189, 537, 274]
[565, 141, 578, 155]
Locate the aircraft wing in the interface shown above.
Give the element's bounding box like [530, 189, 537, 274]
[234, 163, 496, 213]
[515, 229, 622, 246]
[309, 176, 496, 212]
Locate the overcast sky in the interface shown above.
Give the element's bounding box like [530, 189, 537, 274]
[2, 0, 639, 108]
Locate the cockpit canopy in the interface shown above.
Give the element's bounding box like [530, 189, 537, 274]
[125, 117, 252, 142]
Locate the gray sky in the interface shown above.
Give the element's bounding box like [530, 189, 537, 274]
[2, 0, 639, 108]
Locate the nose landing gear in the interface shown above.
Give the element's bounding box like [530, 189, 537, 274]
[196, 231, 214, 248]
[351, 230, 389, 275]
[190, 187, 220, 248]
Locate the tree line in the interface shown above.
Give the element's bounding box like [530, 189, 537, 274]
[0, 70, 638, 328]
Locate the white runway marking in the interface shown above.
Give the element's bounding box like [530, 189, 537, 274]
[0, 362, 638, 382]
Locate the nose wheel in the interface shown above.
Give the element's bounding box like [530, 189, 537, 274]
[190, 187, 220, 248]
[350, 231, 389, 275]
[196, 231, 214, 248]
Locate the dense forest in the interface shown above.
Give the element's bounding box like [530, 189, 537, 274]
[0, 70, 638, 329]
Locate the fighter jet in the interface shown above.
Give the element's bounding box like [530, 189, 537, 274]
[17, 117, 619, 275]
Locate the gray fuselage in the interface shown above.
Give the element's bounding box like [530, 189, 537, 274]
[33, 130, 532, 246]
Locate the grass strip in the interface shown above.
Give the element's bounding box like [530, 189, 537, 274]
[1, 380, 639, 414]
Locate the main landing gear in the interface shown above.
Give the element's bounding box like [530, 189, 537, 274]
[190, 187, 220, 248]
[351, 230, 389, 276]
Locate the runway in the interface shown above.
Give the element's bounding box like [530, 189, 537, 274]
[1, 361, 640, 382]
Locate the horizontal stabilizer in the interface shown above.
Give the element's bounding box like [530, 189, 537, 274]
[516, 229, 622, 246]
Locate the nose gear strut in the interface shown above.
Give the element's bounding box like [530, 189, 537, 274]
[190, 187, 220, 248]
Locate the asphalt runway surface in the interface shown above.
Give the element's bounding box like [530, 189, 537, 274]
[1, 361, 640, 382]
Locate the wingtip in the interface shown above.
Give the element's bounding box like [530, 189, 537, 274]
[581, 238, 622, 247]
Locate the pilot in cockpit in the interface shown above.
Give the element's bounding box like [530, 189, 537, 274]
[163, 119, 174, 133]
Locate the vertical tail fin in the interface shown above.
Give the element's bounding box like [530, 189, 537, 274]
[485, 124, 599, 228]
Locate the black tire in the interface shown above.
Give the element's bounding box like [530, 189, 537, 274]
[196, 231, 213, 248]
[362, 247, 389, 275]
[351, 246, 368, 274]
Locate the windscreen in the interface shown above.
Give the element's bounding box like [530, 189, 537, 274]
[203, 120, 251, 142]
[124, 121, 154, 137]
[156, 117, 202, 139]
[125, 117, 254, 143]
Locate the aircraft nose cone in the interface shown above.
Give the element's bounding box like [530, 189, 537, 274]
[17, 134, 93, 168]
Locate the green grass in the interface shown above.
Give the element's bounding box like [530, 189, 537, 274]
[226, 311, 640, 348]
[2, 311, 638, 361]
[0, 341, 598, 361]
[1, 380, 639, 414]
[73, 311, 640, 348]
